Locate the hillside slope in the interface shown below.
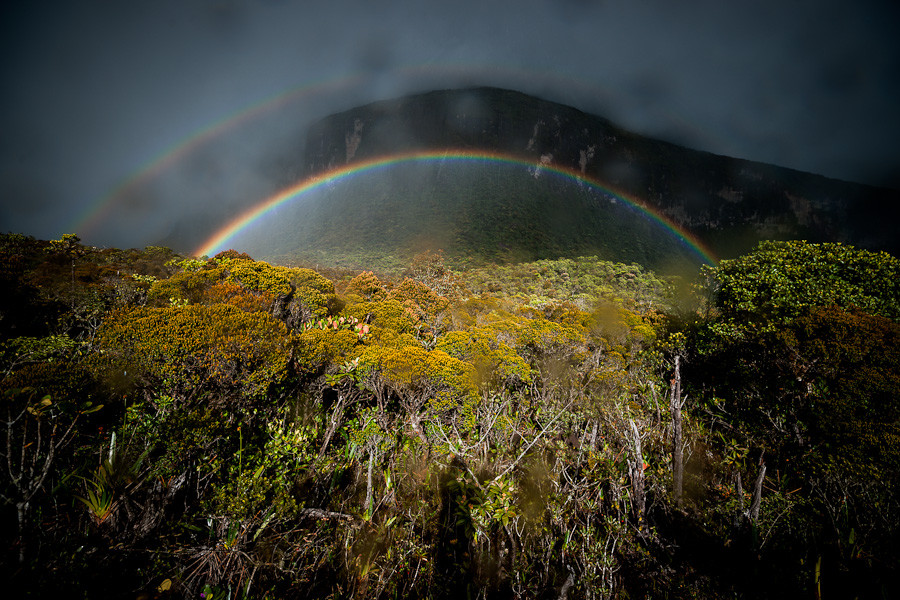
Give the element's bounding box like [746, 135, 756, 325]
[287, 87, 899, 264]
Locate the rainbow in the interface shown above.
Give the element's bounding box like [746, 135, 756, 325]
[69, 74, 368, 237]
[72, 66, 590, 238]
[194, 150, 717, 265]
[76, 64, 723, 247]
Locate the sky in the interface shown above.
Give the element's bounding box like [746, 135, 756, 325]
[2, 0, 899, 252]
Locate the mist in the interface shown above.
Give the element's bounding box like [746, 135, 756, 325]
[2, 0, 898, 251]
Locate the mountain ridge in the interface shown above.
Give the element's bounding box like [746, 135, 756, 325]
[298, 86, 899, 261]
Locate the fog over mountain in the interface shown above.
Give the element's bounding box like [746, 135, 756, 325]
[2, 1, 898, 250]
[205, 87, 900, 271]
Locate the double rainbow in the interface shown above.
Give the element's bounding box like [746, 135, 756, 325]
[70, 74, 368, 237]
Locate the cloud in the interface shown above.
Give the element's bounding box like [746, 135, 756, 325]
[1, 0, 898, 249]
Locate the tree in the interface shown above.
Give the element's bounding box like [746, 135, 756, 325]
[436, 328, 533, 389]
[48, 234, 85, 310]
[345, 271, 388, 302]
[1, 362, 100, 564]
[689, 243, 900, 592]
[703, 240, 900, 341]
[389, 278, 452, 346]
[403, 250, 462, 300]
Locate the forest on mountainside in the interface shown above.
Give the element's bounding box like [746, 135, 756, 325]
[1, 233, 898, 599]
[242, 159, 706, 274]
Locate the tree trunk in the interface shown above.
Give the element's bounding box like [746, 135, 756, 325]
[365, 447, 376, 519]
[650, 382, 661, 423]
[749, 453, 766, 523]
[558, 572, 575, 600]
[316, 395, 345, 463]
[671, 355, 684, 510]
[734, 472, 744, 531]
[628, 419, 645, 526]
[16, 501, 28, 564]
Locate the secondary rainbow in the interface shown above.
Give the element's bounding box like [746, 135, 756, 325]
[69, 74, 368, 237]
[195, 149, 717, 265]
[75, 63, 725, 247]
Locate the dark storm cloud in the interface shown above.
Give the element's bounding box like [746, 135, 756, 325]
[1, 0, 898, 249]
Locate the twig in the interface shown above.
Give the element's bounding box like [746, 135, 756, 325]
[298, 507, 356, 522]
[493, 401, 572, 483]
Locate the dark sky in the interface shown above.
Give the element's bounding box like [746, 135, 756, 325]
[2, 0, 899, 250]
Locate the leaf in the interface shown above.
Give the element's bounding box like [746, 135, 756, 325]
[254, 509, 277, 541]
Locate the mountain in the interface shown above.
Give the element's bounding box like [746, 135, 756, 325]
[238, 87, 899, 271]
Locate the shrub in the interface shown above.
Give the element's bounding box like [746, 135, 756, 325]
[95, 304, 292, 403]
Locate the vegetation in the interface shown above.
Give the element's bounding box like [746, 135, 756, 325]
[239, 160, 708, 274]
[1, 234, 897, 599]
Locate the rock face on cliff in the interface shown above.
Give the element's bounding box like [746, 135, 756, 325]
[238, 87, 896, 270]
[298, 87, 899, 259]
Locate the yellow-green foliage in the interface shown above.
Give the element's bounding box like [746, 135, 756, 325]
[96, 304, 292, 401]
[619, 308, 658, 344]
[436, 328, 532, 388]
[281, 266, 338, 318]
[219, 258, 294, 297]
[479, 310, 588, 363]
[389, 278, 451, 325]
[581, 304, 660, 397]
[147, 265, 225, 306]
[708, 240, 900, 335]
[165, 257, 208, 272]
[356, 344, 477, 407]
[587, 304, 658, 351]
[3, 361, 98, 405]
[204, 281, 274, 313]
[294, 328, 359, 375]
[344, 299, 418, 343]
[280, 266, 335, 296]
[534, 301, 590, 329]
[11, 234, 900, 597]
[215, 258, 338, 320]
[1, 334, 77, 367]
[450, 296, 503, 329]
[345, 271, 388, 302]
[404, 249, 463, 300]
[462, 255, 672, 309]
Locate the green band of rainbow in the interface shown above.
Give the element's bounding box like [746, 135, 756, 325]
[195, 150, 718, 265]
